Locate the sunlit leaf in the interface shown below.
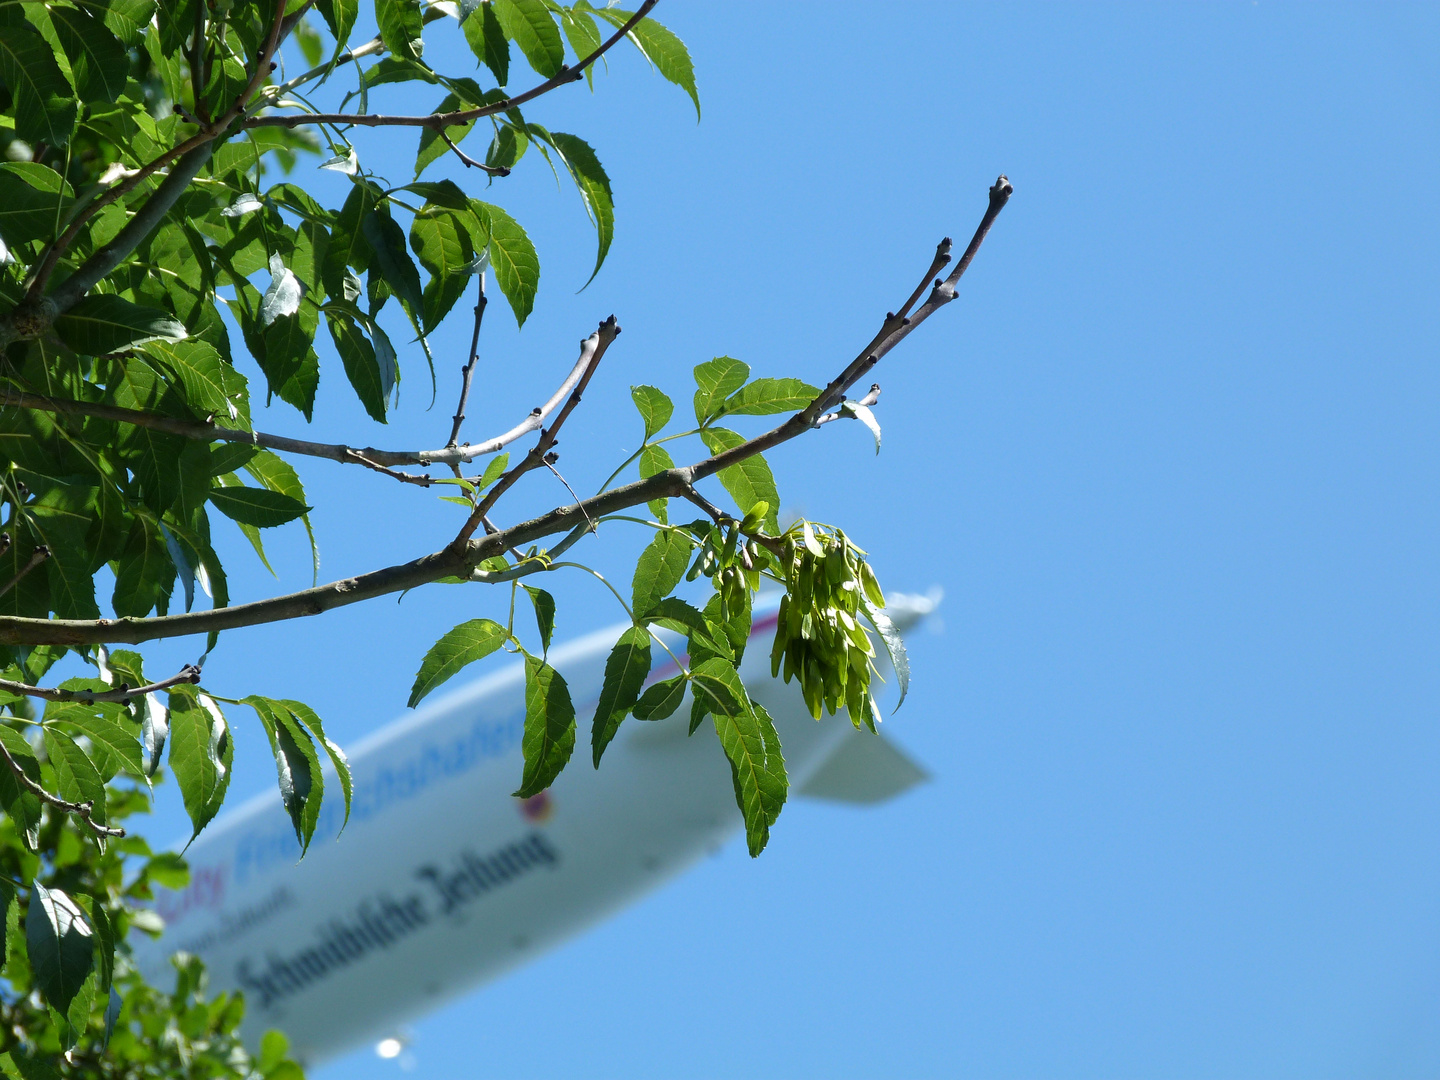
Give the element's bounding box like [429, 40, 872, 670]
[515, 653, 575, 798]
[409, 618, 511, 707]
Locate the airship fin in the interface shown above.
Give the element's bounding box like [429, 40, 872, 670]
[798, 730, 929, 805]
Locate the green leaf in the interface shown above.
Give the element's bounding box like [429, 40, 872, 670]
[630, 529, 692, 618]
[0, 163, 72, 247]
[521, 586, 555, 654]
[326, 313, 387, 422]
[638, 442, 674, 521]
[692, 357, 751, 423]
[143, 339, 250, 427]
[408, 618, 510, 707]
[414, 91, 472, 179]
[591, 625, 651, 765]
[463, 0, 508, 85]
[243, 449, 319, 577]
[315, 0, 358, 48]
[699, 427, 781, 533]
[470, 199, 538, 327]
[720, 377, 821, 417]
[630, 385, 673, 438]
[585, 4, 700, 118]
[376, 0, 425, 61]
[245, 697, 323, 854]
[696, 660, 786, 856]
[362, 209, 425, 322]
[631, 673, 686, 720]
[543, 131, 613, 285]
[167, 687, 231, 842]
[492, 0, 563, 78]
[282, 698, 352, 832]
[207, 485, 310, 529]
[0, 727, 42, 849]
[47, 708, 145, 785]
[474, 451, 509, 491]
[259, 307, 321, 419]
[0, 17, 77, 147]
[410, 202, 476, 331]
[863, 600, 910, 712]
[26, 884, 93, 1018]
[46, 4, 129, 103]
[514, 653, 575, 798]
[53, 296, 187, 355]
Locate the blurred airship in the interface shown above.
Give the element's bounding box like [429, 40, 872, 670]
[138, 592, 938, 1064]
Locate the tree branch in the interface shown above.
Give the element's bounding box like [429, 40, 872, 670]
[242, 0, 659, 132]
[0, 666, 200, 705]
[0, 740, 125, 838]
[0, 178, 1011, 648]
[448, 276, 487, 448]
[441, 130, 510, 176]
[0, 546, 48, 601]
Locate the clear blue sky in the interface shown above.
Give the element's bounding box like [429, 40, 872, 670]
[133, 3, 1440, 1076]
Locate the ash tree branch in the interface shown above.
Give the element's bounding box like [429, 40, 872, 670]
[0, 178, 1012, 649]
[242, 0, 659, 133]
[449, 276, 488, 449]
[0, 740, 125, 838]
[0, 546, 48, 600]
[0, 666, 200, 705]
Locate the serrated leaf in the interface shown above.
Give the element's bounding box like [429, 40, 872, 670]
[585, 4, 699, 118]
[0, 727, 41, 849]
[326, 313, 387, 422]
[631, 529, 692, 618]
[863, 600, 910, 712]
[376, 0, 425, 61]
[591, 625, 651, 765]
[521, 586, 555, 655]
[0, 18, 77, 147]
[140, 692, 167, 776]
[543, 131, 613, 285]
[207, 485, 310, 529]
[699, 427, 781, 533]
[409, 618, 510, 707]
[493, 0, 563, 78]
[167, 686, 231, 842]
[470, 199, 538, 327]
[282, 698, 351, 832]
[362, 209, 424, 321]
[638, 442, 674, 522]
[514, 653, 575, 798]
[632, 673, 686, 720]
[46, 4, 128, 103]
[48, 708, 145, 785]
[0, 163, 73, 247]
[720, 377, 821, 417]
[411, 203, 476, 331]
[42, 727, 107, 829]
[245, 697, 323, 854]
[692, 357, 750, 423]
[697, 660, 786, 856]
[54, 296, 187, 355]
[26, 884, 93, 1018]
[462, 0, 508, 84]
[631, 385, 672, 438]
[143, 339, 250, 426]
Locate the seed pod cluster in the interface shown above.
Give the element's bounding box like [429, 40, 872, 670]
[771, 522, 888, 729]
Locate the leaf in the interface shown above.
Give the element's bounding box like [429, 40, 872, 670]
[414, 91, 472, 179]
[376, 0, 425, 61]
[0, 727, 42, 849]
[26, 884, 93, 1017]
[143, 339, 250, 426]
[167, 687, 231, 842]
[544, 131, 613, 285]
[863, 600, 910, 712]
[631, 529, 692, 618]
[514, 653, 575, 798]
[585, 4, 699, 118]
[245, 697, 323, 854]
[326, 313, 387, 422]
[0, 17, 77, 147]
[362, 209, 425, 321]
[259, 307, 321, 419]
[699, 427, 781, 532]
[48, 708, 145, 785]
[462, 0, 508, 85]
[632, 673, 686, 720]
[282, 698, 352, 832]
[410, 202, 476, 331]
[0, 163, 73, 247]
[591, 625, 651, 765]
[54, 296, 187, 355]
[260, 253, 303, 326]
[470, 199, 538, 327]
[692, 357, 751, 423]
[408, 618, 510, 707]
[521, 586, 555, 654]
[41, 728, 107, 830]
[315, 0, 358, 48]
[207, 485, 310, 529]
[630, 385, 673, 438]
[841, 401, 882, 453]
[140, 692, 167, 777]
[492, 0, 563, 78]
[638, 443, 674, 521]
[696, 660, 786, 856]
[46, 4, 128, 103]
[720, 378, 821, 417]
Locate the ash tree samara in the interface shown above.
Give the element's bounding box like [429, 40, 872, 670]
[0, 0, 1010, 1070]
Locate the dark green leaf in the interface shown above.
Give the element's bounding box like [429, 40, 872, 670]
[315, 0, 358, 48]
[46, 4, 129, 103]
[207, 485, 310, 529]
[362, 209, 425, 320]
[719, 377, 821, 417]
[638, 443, 673, 521]
[143, 340, 250, 427]
[0, 18, 77, 147]
[411, 203, 476, 331]
[631, 529, 692, 618]
[699, 661, 787, 856]
[245, 697, 323, 854]
[54, 296, 187, 355]
[414, 91, 472, 179]
[167, 687, 231, 842]
[0, 727, 43, 849]
[259, 307, 320, 419]
[544, 131, 613, 284]
[493, 0, 563, 77]
[699, 427, 781, 533]
[376, 0, 425, 61]
[48, 708, 145, 784]
[282, 698, 352, 831]
[591, 625, 652, 764]
[470, 199, 538, 327]
[326, 313, 387, 422]
[692, 356, 750, 423]
[521, 586, 555, 654]
[632, 673, 686, 720]
[26, 884, 93, 1017]
[514, 653, 575, 798]
[409, 618, 510, 707]
[463, 0, 508, 84]
[0, 163, 72, 247]
[631, 385, 673, 438]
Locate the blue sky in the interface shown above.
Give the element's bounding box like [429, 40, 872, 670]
[132, 3, 1440, 1076]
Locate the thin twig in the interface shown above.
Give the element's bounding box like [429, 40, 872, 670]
[897, 239, 953, 320]
[448, 276, 488, 448]
[0, 180, 1012, 648]
[0, 665, 199, 705]
[0, 546, 48, 601]
[544, 461, 595, 532]
[681, 484, 727, 524]
[441, 131, 510, 176]
[243, 0, 659, 132]
[266, 35, 384, 97]
[0, 740, 125, 838]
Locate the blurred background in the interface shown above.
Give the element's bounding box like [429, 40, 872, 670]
[131, 3, 1440, 1076]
